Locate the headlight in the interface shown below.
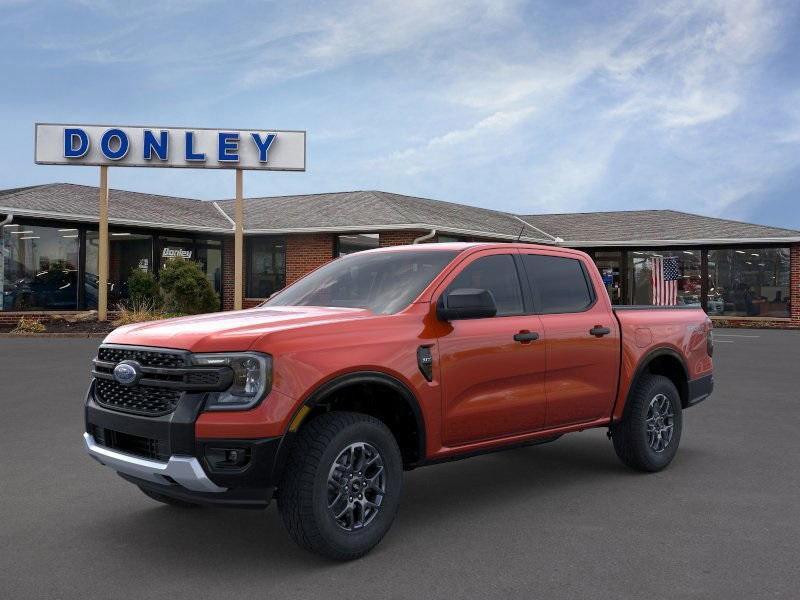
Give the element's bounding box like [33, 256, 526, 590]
[192, 352, 272, 411]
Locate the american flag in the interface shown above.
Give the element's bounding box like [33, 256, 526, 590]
[651, 256, 679, 305]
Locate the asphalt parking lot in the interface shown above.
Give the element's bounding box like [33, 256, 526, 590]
[1, 329, 799, 599]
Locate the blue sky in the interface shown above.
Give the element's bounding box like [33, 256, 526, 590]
[1, 0, 799, 228]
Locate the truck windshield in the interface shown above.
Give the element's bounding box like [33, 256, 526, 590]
[266, 250, 459, 314]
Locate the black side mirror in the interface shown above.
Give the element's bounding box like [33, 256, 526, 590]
[437, 288, 497, 321]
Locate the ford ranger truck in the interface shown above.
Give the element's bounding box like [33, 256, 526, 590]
[84, 243, 714, 560]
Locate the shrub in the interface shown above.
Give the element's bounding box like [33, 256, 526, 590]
[11, 316, 46, 334]
[127, 269, 162, 308]
[158, 259, 219, 315]
[113, 300, 171, 326]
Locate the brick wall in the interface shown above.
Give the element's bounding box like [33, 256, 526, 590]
[378, 230, 429, 246]
[286, 233, 335, 286]
[0, 311, 119, 326]
[0, 312, 58, 325]
[221, 237, 236, 311]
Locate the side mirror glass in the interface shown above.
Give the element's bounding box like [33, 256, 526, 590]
[437, 288, 497, 321]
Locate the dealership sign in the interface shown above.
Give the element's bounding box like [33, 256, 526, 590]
[162, 247, 193, 260]
[34, 123, 306, 171]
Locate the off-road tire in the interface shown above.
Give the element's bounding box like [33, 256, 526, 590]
[138, 486, 201, 508]
[277, 411, 403, 560]
[612, 374, 683, 472]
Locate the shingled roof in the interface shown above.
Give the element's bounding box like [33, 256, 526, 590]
[1, 183, 798, 244]
[215, 190, 552, 242]
[0, 183, 231, 232]
[519, 209, 800, 245]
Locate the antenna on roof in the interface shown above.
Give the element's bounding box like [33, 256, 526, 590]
[515, 225, 525, 242]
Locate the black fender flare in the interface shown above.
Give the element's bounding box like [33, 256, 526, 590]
[616, 347, 689, 420]
[271, 371, 427, 483]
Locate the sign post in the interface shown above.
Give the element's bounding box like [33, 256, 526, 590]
[34, 123, 306, 319]
[235, 169, 244, 310]
[98, 166, 109, 320]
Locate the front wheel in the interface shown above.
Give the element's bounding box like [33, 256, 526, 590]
[612, 374, 683, 472]
[277, 411, 403, 560]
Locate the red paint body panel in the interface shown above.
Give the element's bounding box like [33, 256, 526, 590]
[612, 308, 713, 422]
[518, 247, 622, 427]
[432, 248, 548, 446]
[103, 242, 713, 460]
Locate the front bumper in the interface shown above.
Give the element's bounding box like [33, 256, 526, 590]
[83, 432, 226, 493]
[84, 380, 289, 508]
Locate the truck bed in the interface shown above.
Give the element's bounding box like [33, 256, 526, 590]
[610, 305, 713, 421]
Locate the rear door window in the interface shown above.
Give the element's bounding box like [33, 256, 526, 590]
[522, 254, 594, 314]
[446, 254, 524, 316]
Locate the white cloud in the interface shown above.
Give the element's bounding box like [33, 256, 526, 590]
[239, 0, 521, 88]
[369, 0, 793, 215]
[517, 123, 628, 214]
[2, 0, 798, 225]
[378, 106, 535, 175]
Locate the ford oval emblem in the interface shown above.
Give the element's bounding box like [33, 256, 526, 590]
[113, 361, 140, 386]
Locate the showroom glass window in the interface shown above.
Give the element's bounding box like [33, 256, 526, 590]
[196, 239, 223, 297]
[337, 234, 379, 257]
[706, 248, 790, 318]
[85, 230, 154, 308]
[593, 251, 624, 305]
[437, 235, 464, 243]
[1, 223, 80, 310]
[247, 236, 286, 297]
[159, 236, 194, 271]
[627, 249, 702, 306]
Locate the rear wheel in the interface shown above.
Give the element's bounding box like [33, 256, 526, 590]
[138, 486, 201, 508]
[612, 374, 683, 472]
[277, 411, 403, 560]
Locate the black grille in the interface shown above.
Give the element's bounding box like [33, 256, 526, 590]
[92, 426, 169, 461]
[185, 371, 222, 385]
[97, 346, 186, 368]
[95, 378, 181, 416]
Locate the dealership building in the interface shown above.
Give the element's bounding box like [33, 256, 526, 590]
[1, 182, 799, 328]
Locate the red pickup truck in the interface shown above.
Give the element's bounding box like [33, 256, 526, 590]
[84, 242, 713, 559]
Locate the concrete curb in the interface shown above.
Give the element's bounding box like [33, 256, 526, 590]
[0, 333, 108, 339]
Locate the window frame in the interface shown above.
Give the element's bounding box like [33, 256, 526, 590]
[334, 233, 380, 257]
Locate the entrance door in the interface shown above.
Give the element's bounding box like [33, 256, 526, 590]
[437, 250, 547, 446]
[196, 242, 223, 298]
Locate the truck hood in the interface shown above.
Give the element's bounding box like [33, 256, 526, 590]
[103, 306, 373, 352]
